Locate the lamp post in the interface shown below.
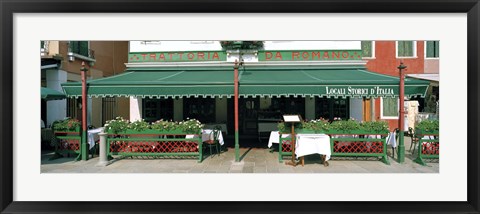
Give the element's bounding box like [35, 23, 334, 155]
[80, 61, 89, 161]
[397, 62, 407, 163]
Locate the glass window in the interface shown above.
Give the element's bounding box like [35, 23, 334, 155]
[426, 41, 440, 58]
[361, 41, 373, 58]
[70, 41, 89, 57]
[397, 41, 415, 57]
[381, 97, 399, 118]
[315, 97, 349, 121]
[142, 98, 174, 123]
[183, 98, 215, 123]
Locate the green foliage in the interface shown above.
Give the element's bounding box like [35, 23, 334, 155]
[178, 118, 204, 133]
[301, 118, 330, 132]
[416, 120, 439, 132]
[128, 119, 150, 131]
[220, 41, 264, 49]
[330, 119, 361, 131]
[53, 118, 80, 132]
[104, 116, 130, 134]
[151, 119, 178, 131]
[277, 122, 286, 132]
[361, 121, 389, 133]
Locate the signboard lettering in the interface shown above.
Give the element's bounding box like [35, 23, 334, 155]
[326, 86, 395, 96]
[129, 51, 226, 62]
[259, 50, 362, 61]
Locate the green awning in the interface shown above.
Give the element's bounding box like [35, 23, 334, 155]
[62, 67, 234, 98]
[238, 66, 429, 98]
[41, 87, 66, 100]
[62, 65, 429, 99]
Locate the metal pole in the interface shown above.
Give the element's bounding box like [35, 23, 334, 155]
[397, 62, 406, 163]
[81, 62, 88, 161]
[234, 60, 240, 162]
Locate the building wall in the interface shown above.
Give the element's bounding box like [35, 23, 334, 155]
[365, 41, 426, 130]
[44, 41, 129, 127]
[424, 59, 439, 74]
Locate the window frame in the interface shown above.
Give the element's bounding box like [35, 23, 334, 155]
[361, 41, 375, 59]
[424, 40, 440, 59]
[380, 97, 399, 119]
[396, 41, 417, 58]
[69, 41, 90, 57]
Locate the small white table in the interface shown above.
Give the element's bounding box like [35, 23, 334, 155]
[295, 134, 331, 161]
[267, 131, 291, 148]
[204, 124, 228, 135]
[87, 127, 104, 149]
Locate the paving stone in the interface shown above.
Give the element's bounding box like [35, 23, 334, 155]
[41, 142, 439, 173]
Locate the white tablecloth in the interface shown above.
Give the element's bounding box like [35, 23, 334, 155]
[267, 131, 291, 148]
[87, 127, 104, 149]
[386, 132, 397, 148]
[295, 134, 331, 161]
[203, 124, 228, 135]
[186, 129, 225, 145]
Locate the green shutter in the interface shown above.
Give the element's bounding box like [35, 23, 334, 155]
[79, 41, 89, 57]
[70, 41, 89, 57]
[361, 41, 372, 57]
[41, 41, 44, 48]
[383, 97, 399, 117]
[426, 41, 440, 58]
[398, 41, 414, 57]
[70, 41, 78, 54]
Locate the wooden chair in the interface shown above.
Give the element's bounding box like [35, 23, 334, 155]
[203, 128, 220, 157]
[389, 128, 399, 159]
[408, 127, 419, 154]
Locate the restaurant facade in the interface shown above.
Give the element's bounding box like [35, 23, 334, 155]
[62, 41, 430, 147]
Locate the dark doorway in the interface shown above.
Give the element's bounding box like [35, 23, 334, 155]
[142, 98, 174, 123]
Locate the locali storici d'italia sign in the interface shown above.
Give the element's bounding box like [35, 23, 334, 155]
[326, 86, 395, 96]
[129, 51, 227, 62]
[258, 50, 363, 61]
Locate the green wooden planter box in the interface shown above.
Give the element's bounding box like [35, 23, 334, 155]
[278, 129, 390, 165]
[414, 129, 439, 166]
[106, 129, 200, 135]
[106, 129, 203, 162]
[50, 128, 82, 161]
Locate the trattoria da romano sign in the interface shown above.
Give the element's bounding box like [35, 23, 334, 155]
[129, 51, 227, 62]
[325, 86, 396, 97]
[258, 50, 363, 61]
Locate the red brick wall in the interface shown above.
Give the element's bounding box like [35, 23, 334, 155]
[365, 41, 425, 131]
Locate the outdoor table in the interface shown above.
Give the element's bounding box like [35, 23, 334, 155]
[186, 129, 225, 146]
[295, 133, 331, 166]
[203, 124, 228, 135]
[267, 131, 291, 148]
[87, 127, 104, 149]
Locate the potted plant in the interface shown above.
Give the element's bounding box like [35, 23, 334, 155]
[360, 121, 389, 134]
[300, 118, 330, 133]
[415, 120, 439, 135]
[52, 118, 80, 133]
[104, 116, 130, 134]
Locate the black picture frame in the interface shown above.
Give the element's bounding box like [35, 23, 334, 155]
[1, 0, 479, 213]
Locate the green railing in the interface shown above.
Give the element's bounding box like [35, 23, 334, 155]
[279, 129, 390, 165]
[50, 129, 82, 161]
[413, 130, 439, 166]
[106, 129, 203, 162]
